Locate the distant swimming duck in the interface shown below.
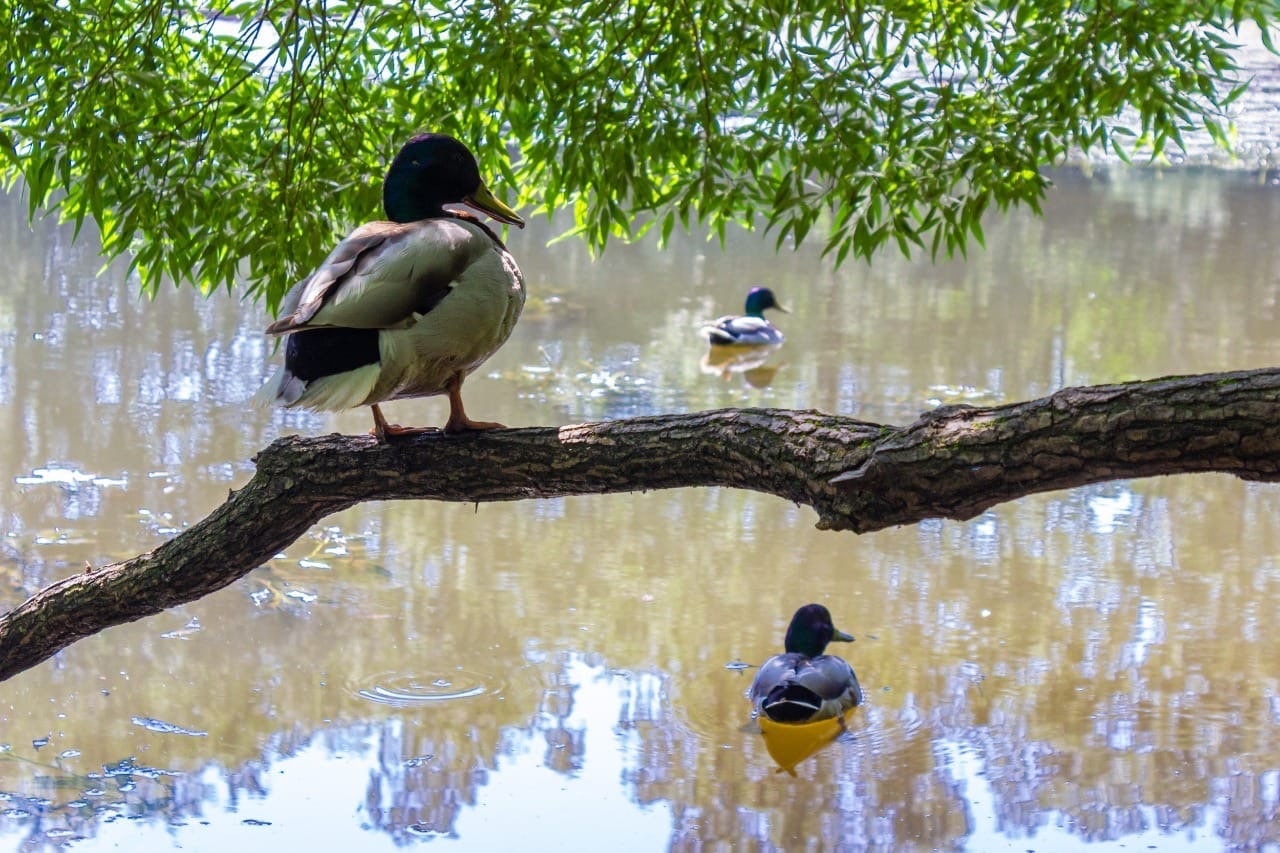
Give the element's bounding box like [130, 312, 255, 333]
[749, 604, 862, 724]
[255, 133, 525, 443]
[702, 287, 788, 346]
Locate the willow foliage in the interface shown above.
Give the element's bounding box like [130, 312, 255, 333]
[1, 0, 1275, 309]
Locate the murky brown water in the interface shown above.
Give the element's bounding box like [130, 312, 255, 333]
[1, 168, 1279, 851]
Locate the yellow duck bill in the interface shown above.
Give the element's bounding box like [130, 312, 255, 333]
[465, 181, 525, 227]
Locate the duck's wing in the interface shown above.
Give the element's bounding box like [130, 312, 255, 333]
[700, 315, 733, 340]
[267, 218, 489, 334]
[803, 655, 862, 705]
[723, 316, 774, 335]
[703, 315, 780, 344]
[701, 314, 746, 342]
[269, 222, 394, 330]
[748, 653, 803, 704]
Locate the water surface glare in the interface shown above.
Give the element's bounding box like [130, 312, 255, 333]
[1, 170, 1279, 850]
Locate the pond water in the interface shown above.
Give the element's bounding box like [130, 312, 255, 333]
[1, 167, 1279, 851]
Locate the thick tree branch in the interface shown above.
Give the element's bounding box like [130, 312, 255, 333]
[3, 367, 1279, 682]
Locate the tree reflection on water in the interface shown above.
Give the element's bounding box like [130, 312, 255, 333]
[1, 171, 1280, 849]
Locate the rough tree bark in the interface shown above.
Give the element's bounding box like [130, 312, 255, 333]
[2, 367, 1279, 682]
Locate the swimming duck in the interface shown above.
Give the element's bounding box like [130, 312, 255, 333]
[702, 287, 788, 346]
[748, 604, 862, 724]
[254, 133, 525, 443]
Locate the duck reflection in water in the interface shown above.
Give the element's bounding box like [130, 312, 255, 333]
[699, 343, 783, 388]
[757, 711, 856, 777]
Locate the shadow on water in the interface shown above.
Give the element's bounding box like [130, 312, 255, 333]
[1, 168, 1280, 849]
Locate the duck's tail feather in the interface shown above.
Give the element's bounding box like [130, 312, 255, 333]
[250, 368, 306, 408]
[761, 683, 824, 724]
[250, 364, 379, 412]
[294, 365, 380, 411]
[702, 324, 736, 345]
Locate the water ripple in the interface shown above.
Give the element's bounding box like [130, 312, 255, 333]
[353, 669, 503, 707]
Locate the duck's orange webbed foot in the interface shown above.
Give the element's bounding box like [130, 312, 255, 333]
[369, 404, 442, 444]
[443, 415, 507, 434]
[442, 376, 508, 434]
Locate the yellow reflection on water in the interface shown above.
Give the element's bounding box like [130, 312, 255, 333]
[758, 713, 854, 777]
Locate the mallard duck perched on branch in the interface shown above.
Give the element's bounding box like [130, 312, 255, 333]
[748, 604, 862, 724]
[255, 133, 525, 443]
[702, 286, 788, 346]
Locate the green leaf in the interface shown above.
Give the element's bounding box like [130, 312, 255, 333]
[1, 0, 1275, 303]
